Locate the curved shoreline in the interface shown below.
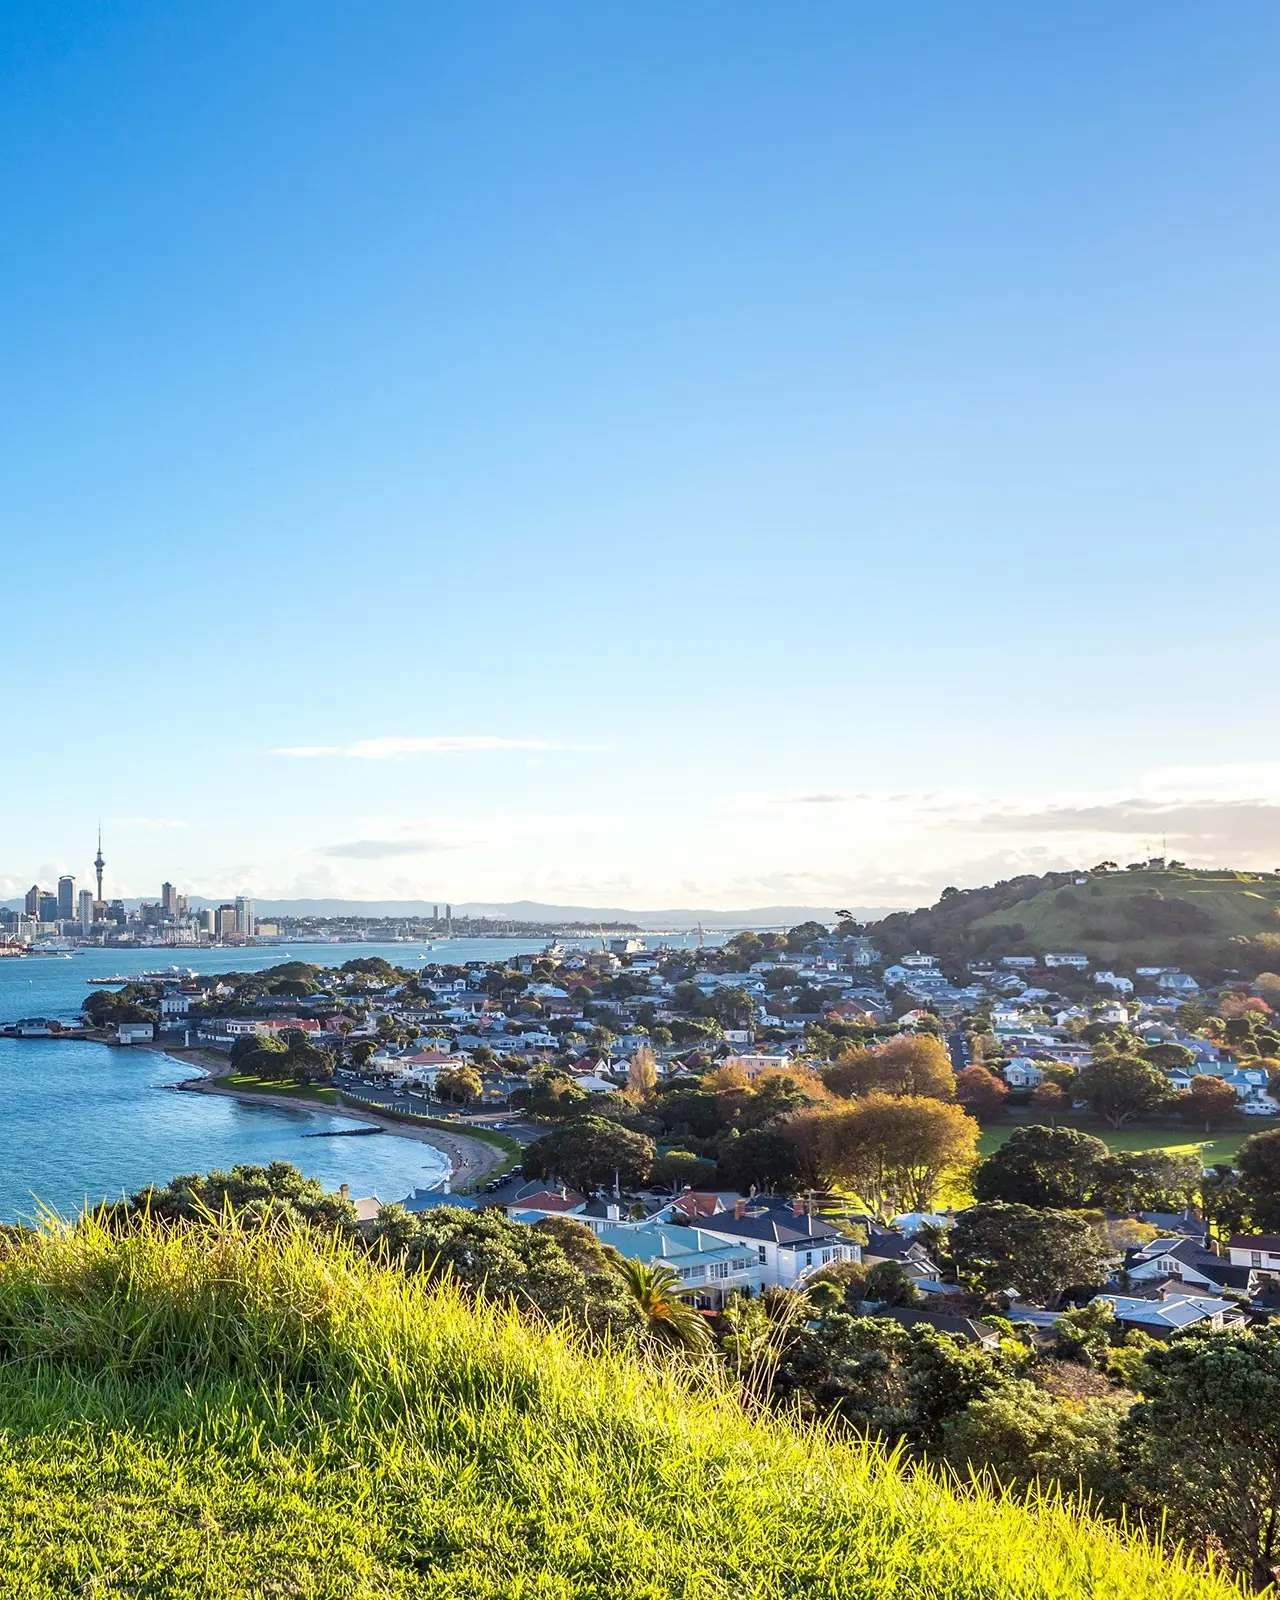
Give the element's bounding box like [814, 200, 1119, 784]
[152, 1046, 506, 1194]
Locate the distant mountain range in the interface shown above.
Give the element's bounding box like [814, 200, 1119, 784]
[3, 897, 891, 930]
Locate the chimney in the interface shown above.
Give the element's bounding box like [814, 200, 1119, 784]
[792, 1196, 805, 1217]
[606, 1204, 621, 1222]
[734, 1198, 746, 1220]
[339, 1184, 349, 1200]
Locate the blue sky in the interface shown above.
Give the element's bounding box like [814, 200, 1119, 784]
[2, 3, 1278, 910]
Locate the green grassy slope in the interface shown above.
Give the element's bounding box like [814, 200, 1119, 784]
[0, 1214, 1243, 1599]
[870, 867, 1280, 968]
[969, 868, 1280, 962]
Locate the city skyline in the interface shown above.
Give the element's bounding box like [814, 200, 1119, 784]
[1, 5, 1277, 909]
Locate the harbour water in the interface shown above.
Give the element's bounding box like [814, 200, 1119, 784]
[0, 935, 710, 1222]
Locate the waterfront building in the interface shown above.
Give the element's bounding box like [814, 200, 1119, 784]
[215, 904, 237, 938]
[38, 891, 58, 923]
[199, 908, 216, 935]
[235, 895, 254, 936]
[57, 875, 75, 922]
[161, 882, 180, 916]
[77, 889, 94, 932]
[23, 885, 40, 918]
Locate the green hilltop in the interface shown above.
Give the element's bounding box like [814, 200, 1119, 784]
[869, 866, 1280, 973]
[0, 1213, 1241, 1599]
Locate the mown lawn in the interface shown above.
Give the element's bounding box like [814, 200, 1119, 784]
[976, 1113, 1273, 1168]
[222, 1073, 340, 1106]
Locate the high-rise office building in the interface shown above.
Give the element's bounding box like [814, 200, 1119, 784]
[38, 892, 58, 923]
[235, 896, 254, 936]
[24, 885, 41, 918]
[161, 882, 179, 916]
[216, 904, 237, 938]
[77, 889, 95, 932]
[58, 876, 75, 922]
[198, 908, 216, 936]
[432, 904, 439, 922]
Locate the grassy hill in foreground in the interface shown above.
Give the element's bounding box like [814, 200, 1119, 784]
[871, 867, 1280, 970]
[0, 1214, 1242, 1599]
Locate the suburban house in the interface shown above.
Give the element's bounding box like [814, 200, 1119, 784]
[1043, 952, 1090, 969]
[1096, 1293, 1247, 1338]
[595, 1222, 763, 1310]
[694, 1200, 861, 1289]
[862, 1227, 945, 1286]
[1124, 1236, 1255, 1294]
[1226, 1235, 1280, 1274]
[1002, 1058, 1046, 1089]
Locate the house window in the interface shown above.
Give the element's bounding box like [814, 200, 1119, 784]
[1253, 1252, 1264, 1268]
[710, 1263, 729, 1280]
[805, 1251, 813, 1267]
[758, 1246, 767, 1264]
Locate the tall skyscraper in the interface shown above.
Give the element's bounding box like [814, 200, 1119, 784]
[235, 895, 254, 936]
[38, 892, 58, 923]
[216, 904, 237, 938]
[94, 829, 105, 902]
[161, 882, 179, 916]
[78, 889, 95, 932]
[24, 885, 40, 918]
[58, 876, 75, 922]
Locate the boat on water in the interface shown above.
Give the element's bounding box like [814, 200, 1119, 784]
[88, 975, 131, 985]
[541, 941, 567, 960]
[137, 966, 199, 982]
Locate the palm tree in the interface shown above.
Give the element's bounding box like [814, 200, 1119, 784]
[615, 1258, 713, 1351]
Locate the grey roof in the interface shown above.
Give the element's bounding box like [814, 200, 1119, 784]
[696, 1210, 849, 1249]
[871, 1306, 1001, 1346]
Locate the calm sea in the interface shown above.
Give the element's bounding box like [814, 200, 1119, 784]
[0, 934, 710, 1222]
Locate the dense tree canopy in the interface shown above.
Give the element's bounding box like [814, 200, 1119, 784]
[950, 1203, 1114, 1307]
[812, 1094, 978, 1219]
[821, 1035, 955, 1101]
[972, 1126, 1109, 1209]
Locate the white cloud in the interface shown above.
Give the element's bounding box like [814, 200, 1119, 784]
[272, 735, 565, 759]
[318, 839, 456, 860]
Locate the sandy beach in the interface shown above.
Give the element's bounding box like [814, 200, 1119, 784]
[158, 1046, 508, 1193]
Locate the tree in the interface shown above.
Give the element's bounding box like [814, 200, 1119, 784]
[626, 1045, 658, 1101]
[1053, 1300, 1117, 1367]
[1029, 1081, 1069, 1121]
[435, 1066, 483, 1108]
[953, 1066, 1008, 1121]
[1075, 1051, 1178, 1128]
[614, 1258, 713, 1351]
[943, 1381, 1123, 1506]
[716, 1127, 814, 1195]
[1238, 1130, 1280, 1234]
[950, 1203, 1114, 1307]
[129, 1161, 356, 1231]
[972, 1125, 1108, 1209]
[707, 987, 755, 1030]
[650, 1150, 718, 1192]
[368, 1203, 643, 1344]
[522, 1116, 654, 1193]
[781, 1314, 1008, 1449]
[813, 1093, 978, 1219]
[1178, 1075, 1241, 1133]
[230, 1032, 285, 1069]
[821, 1034, 955, 1101]
[1091, 1150, 1202, 1213]
[1123, 1326, 1280, 1591]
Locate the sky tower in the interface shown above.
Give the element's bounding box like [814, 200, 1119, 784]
[94, 827, 105, 902]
